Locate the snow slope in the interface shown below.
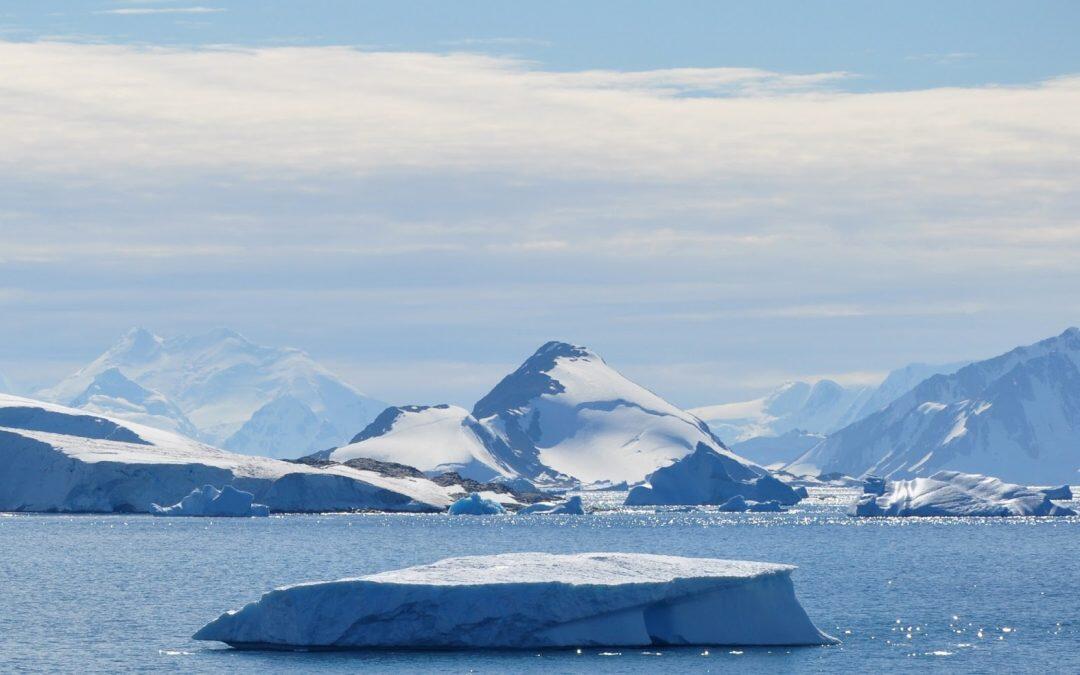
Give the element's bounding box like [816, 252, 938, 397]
[693, 361, 967, 445]
[326, 405, 515, 482]
[40, 328, 385, 458]
[853, 471, 1076, 517]
[472, 342, 753, 485]
[193, 552, 835, 649]
[69, 368, 200, 439]
[790, 328, 1080, 484]
[0, 394, 451, 513]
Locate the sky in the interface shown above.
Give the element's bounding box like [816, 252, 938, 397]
[1, 1, 1079, 408]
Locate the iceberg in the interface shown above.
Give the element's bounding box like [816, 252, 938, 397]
[853, 471, 1077, 517]
[625, 444, 803, 506]
[151, 484, 270, 517]
[193, 552, 836, 649]
[862, 475, 887, 496]
[518, 495, 585, 515]
[447, 492, 506, 515]
[1038, 485, 1073, 501]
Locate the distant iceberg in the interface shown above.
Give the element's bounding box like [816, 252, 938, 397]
[447, 492, 506, 515]
[625, 444, 803, 506]
[152, 485, 269, 518]
[853, 471, 1076, 517]
[518, 495, 585, 515]
[194, 552, 836, 649]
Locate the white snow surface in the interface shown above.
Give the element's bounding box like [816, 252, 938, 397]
[472, 342, 757, 485]
[193, 552, 836, 649]
[152, 484, 270, 517]
[39, 327, 385, 458]
[0, 394, 452, 513]
[853, 471, 1076, 517]
[329, 405, 513, 482]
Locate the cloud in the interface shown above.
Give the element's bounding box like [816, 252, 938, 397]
[95, 6, 225, 15]
[2, 39, 1079, 404]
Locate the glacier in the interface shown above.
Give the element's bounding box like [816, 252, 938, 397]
[0, 394, 453, 513]
[853, 471, 1076, 517]
[625, 444, 803, 506]
[193, 552, 836, 649]
[692, 361, 966, 448]
[151, 484, 270, 517]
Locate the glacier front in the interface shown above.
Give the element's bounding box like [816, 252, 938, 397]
[194, 552, 835, 649]
[0, 394, 452, 513]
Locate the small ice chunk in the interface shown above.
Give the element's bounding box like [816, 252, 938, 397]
[447, 492, 506, 515]
[862, 476, 887, 496]
[518, 496, 585, 515]
[151, 485, 269, 518]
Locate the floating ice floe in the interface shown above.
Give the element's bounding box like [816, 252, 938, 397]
[447, 492, 506, 515]
[193, 552, 837, 649]
[625, 444, 803, 507]
[518, 495, 585, 515]
[716, 496, 785, 513]
[152, 485, 269, 517]
[853, 471, 1076, 517]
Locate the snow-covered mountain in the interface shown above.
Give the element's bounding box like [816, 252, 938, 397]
[692, 361, 969, 446]
[789, 328, 1080, 484]
[0, 393, 452, 513]
[690, 380, 873, 444]
[68, 368, 200, 439]
[324, 405, 516, 482]
[39, 328, 385, 458]
[321, 341, 771, 486]
[470, 341, 754, 485]
[730, 430, 826, 467]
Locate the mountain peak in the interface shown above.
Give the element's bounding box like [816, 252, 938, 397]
[472, 341, 599, 420]
[112, 327, 163, 362]
[530, 341, 597, 364]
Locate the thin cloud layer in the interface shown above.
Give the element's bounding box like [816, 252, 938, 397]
[1, 39, 1078, 404]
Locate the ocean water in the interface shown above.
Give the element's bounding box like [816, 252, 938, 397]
[2, 488, 1078, 673]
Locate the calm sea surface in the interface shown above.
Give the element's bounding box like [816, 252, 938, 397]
[2, 488, 1078, 673]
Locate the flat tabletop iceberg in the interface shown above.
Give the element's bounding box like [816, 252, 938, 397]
[194, 552, 835, 649]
